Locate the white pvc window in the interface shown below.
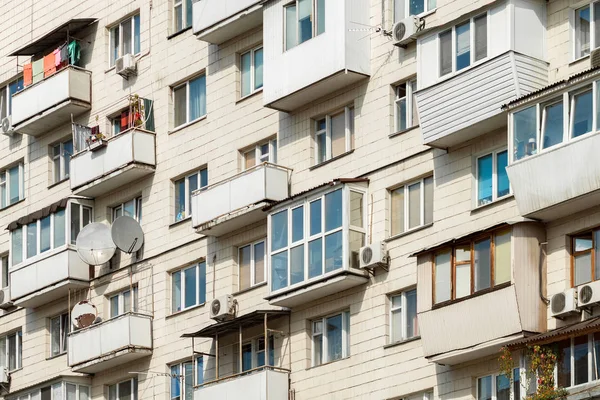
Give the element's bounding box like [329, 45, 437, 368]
[113, 197, 143, 222]
[394, 0, 436, 21]
[390, 176, 433, 236]
[109, 14, 141, 67]
[1, 255, 7, 289]
[174, 168, 207, 222]
[238, 239, 266, 291]
[312, 311, 350, 366]
[573, 3, 600, 60]
[240, 336, 274, 371]
[243, 139, 277, 170]
[390, 289, 419, 343]
[170, 358, 203, 400]
[0, 162, 24, 209]
[439, 13, 488, 77]
[108, 378, 138, 400]
[0, 330, 22, 371]
[284, 0, 326, 50]
[0, 77, 23, 120]
[315, 106, 355, 164]
[477, 371, 520, 400]
[50, 313, 69, 357]
[52, 139, 73, 183]
[395, 79, 418, 132]
[109, 286, 138, 318]
[172, 262, 206, 313]
[173, 75, 207, 128]
[174, 0, 193, 32]
[475, 149, 510, 207]
[240, 46, 264, 98]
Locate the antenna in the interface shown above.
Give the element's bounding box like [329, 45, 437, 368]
[71, 300, 98, 329]
[111, 216, 145, 254]
[76, 223, 117, 265]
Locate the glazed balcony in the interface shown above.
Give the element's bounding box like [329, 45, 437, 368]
[194, 367, 289, 400]
[193, 0, 263, 44]
[68, 312, 153, 373]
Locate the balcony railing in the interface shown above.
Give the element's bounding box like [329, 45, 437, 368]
[9, 246, 90, 308]
[70, 128, 156, 197]
[194, 367, 290, 400]
[68, 312, 153, 373]
[192, 0, 263, 44]
[191, 163, 290, 236]
[12, 66, 91, 137]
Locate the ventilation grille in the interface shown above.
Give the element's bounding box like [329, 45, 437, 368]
[551, 292, 566, 314]
[211, 299, 221, 316]
[580, 285, 594, 304]
[361, 246, 373, 265]
[393, 22, 407, 42]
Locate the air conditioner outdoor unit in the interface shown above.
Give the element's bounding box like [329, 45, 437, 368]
[392, 17, 419, 47]
[209, 294, 235, 321]
[591, 48, 600, 69]
[0, 367, 8, 384]
[0, 287, 12, 310]
[577, 281, 600, 307]
[359, 241, 388, 269]
[1, 116, 15, 137]
[550, 288, 579, 319]
[115, 53, 137, 78]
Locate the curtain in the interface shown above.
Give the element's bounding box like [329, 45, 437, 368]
[72, 123, 91, 152]
[189, 75, 206, 122]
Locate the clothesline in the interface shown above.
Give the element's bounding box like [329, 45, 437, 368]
[22, 40, 80, 87]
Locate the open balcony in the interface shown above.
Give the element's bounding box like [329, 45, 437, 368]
[193, 0, 263, 44]
[263, 0, 370, 112]
[70, 128, 156, 197]
[191, 163, 290, 237]
[68, 312, 153, 373]
[10, 247, 90, 309]
[11, 66, 91, 137]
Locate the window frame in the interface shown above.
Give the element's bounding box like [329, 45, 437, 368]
[50, 313, 70, 357]
[393, 0, 437, 22]
[173, 168, 208, 222]
[0, 76, 24, 120]
[284, 0, 326, 51]
[0, 162, 24, 209]
[174, 0, 193, 33]
[477, 370, 520, 400]
[242, 138, 277, 170]
[0, 330, 22, 371]
[554, 333, 600, 389]
[572, 3, 599, 61]
[112, 196, 143, 223]
[389, 175, 433, 236]
[389, 288, 419, 343]
[311, 310, 350, 367]
[240, 335, 275, 372]
[238, 239, 267, 291]
[240, 45, 264, 98]
[394, 78, 418, 133]
[109, 14, 141, 67]
[475, 148, 511, 207]
[108, 378, 138, 400]
[1, 254, 8, 289]
[171, 262, 207, 313]
[109, 286, 139, 318]
[438, 12, 489, 78]
[51, 139, 73, 183]
[170, 357, 203, 400]
[314, 105, 355, 165]
[172, 74, 207, 129]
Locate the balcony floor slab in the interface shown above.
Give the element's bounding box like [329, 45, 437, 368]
[13, 278, 89, 309]
[71, 347, 153, 374]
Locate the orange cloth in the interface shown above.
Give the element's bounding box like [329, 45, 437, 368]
[23, 63, 32, 86]
[43, 53, 56, 78]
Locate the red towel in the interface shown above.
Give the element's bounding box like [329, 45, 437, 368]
[23, 64, 32, 86]
[121, 111, 129, 131]
[43, 53, 56, 78]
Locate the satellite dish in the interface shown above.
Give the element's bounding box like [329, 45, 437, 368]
[76, 223, 116, 265]
[111, 216, 144, 253]
[71, 301, 97, 329]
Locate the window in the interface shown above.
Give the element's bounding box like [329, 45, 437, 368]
[113, 197, 143, 222]
[174, 168, 207, 222]
[52, 139, 73, 183]
[512, 106, 538, 161]
[239, 239, 266, 291]
[243, 139, 277, 170]
[241, 46, 264, 98]
[174, 0, 193, 32]
[170, 358, 203, 400]
[11, 203, 91, 266]
[477, 370, 520, 400]
[18, 383, 90, 400]
[433, 229, 511, 304]
[569, 229, 600, 286]
[0, 330, 22, 371]
[270, 186, 365, 293]
[1, 255, 8, 289]
[394, 0, 436, 22]
[50, 313, 69, 357]
[0, 162, 24, 209]
[315, 106, 355, 164]
[555, 333, 600, 388]
[173, 75, 207, 128]
[390, 176, 433, 236]
[0, 77, 23, 120]
[109, 14, 141, 67]
[172, 262, 206, 313]
[109, 287, 138, 318]
[394, 79, 418, 132]
[240, 336, 274, 372]
[284, 0, 325, 50]
[439, 13, 487, 77]
[476, 149, 510, 206]
[573, 3, 600, 60]
[541, 99, 564, 150]
[312, 311, 350, 366]
[108, 378, 138, 400]
[390, 289, 418, 343]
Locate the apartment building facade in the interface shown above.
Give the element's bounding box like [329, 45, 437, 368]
[0, 0, 597, 399]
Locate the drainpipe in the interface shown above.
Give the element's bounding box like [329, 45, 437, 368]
[539, 241, 550, 305]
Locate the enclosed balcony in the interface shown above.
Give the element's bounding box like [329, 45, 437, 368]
[191, 163, 290, 237]
[70, 127, 156, 197]
[263, 0, 370, 112]
[414, 222, 546, 365]
[193, 0, 263, 44]
[68, 312, 153, 373]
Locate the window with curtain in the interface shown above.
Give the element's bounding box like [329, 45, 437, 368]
[109, 14, 141, 67]
[394, 79, 418, 132]
[0, 162, 23, 209]
[174, 168, 207, 222]
[390, 289, 419, 343]
[312, 311, 350, 366]
[240, 46, 264, 98]
[113, 196, 143, 223]
[239, 239, 266, 291]
[242, 138, 277, 170]
[314, 105, 355, 164]
[476, 149, 510, 207]
[173, 74, 207, 128]
[390, 176, 433, 236]
[0, 330, 22, 371]
[174, 0, 193, 33]
[570, 229, 600, 286]
[284, 0, 326, 50]
[439, 13, 487, 77]
[51, 139, 73, 183]
[50, 313, 69, 357]
[1, 255, 7, 289]
[172, 262, 206, 313]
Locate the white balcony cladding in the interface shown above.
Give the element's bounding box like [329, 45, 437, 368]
[68, 313, 153, 373]
[262, 0, 370, 112]
[70, 128, 156, 197]
[191, 163, 290, 237]
[192, 0, 263, 44]
[416, 222, 546, 365]
[415, 0, 548, 148]
[266, 180, 369, 308]
[194, 369, 289, 400]
[11, 67, 92, 137]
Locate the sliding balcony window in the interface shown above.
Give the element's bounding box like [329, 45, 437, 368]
[174, 168, 207, 222]
[0, 330, 22, 371]
[109, 14, 141, 67]
[394, 0, 436, 22]
[239, 239, 266, 291]
[50, 313, 69, 357]
[390, 289, 418, 343]
[0, 77, 23, 120]
[433, 229, 511, 304]
[315, 106, 354, 165]
[109, 286, 138, 318]
[0, 162, 24, 209]
[476, 149, 510, 207]
[170, 358, 203, 399]
[51, 139, 73, 183]
[174, 0, 193, 33]
[113, 197, 142, 223]
[439, 13, 488, 77]
[108, 378, 138, 400]
[573, 3, 600, 60]
[173, 74, 206, 129]
[284, 0, 326, 50]
[171, 262, 206, 313]
[241, 46, 264, 98]
[390, 176, 433, 236]
[394, 79, 418, 132]
[243, 138, 277, 170]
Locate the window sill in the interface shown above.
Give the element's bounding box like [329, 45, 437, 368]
[471, 194, 514, 213]
[431, 281, 512, 310]
[166, 302, 206, 320]
[167, 26, 192, 40]
[48, 177, 69, 189]
[383, 336, 421, 349]
[169, 216, 192, 228]
[389, 125, 419, 139]
[232, 282, 267, 296]
[0, 198, 25, 212]
[306, 356, 350, 371]
[46, 352, 67, 361]
[104, 66, 116, 74]
[309, 150, 355, 171]
[168, 115, 207, 135]
[236, 88, 263, 105]
[384, 223, 433, 243]
[569, 54, 590, 66]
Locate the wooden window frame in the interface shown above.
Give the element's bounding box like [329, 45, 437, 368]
[571, 231, 597, 287]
